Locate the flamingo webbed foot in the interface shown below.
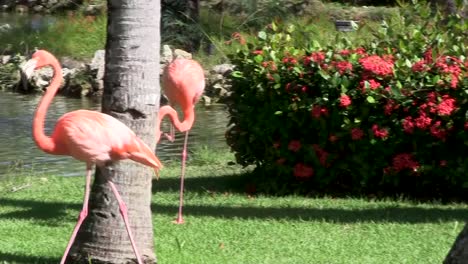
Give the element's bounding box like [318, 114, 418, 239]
[163, 133, 175, 142]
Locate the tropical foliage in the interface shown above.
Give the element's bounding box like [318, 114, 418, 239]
[226, 1, 468, 198]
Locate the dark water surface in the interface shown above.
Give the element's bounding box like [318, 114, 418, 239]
[0, 91, 229, 176]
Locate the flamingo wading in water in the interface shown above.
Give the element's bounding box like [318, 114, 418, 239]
[156, 58, 205, 224]
[22, 50, 162, 264]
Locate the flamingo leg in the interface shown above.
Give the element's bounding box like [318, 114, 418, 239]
[60, 164, 93, 264]
[108, 181, 143, 264]
[173, 130, 190, 224]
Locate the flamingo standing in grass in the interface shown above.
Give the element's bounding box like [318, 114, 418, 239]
[22, 50, 162, 264]
[156, 58, 205, 224]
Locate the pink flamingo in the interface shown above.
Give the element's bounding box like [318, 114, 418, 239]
[22, 50, 162, 264]
[156, 58, 205, 224]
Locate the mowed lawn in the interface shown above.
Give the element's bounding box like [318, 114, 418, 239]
[0, 161, 466, 264]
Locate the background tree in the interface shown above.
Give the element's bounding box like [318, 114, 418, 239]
[430, 0, 467, 18]
[67, 0, 161, 263]
[161, 0, 201, 52]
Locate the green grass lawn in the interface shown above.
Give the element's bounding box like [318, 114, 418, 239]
[0, 156, 466, 264]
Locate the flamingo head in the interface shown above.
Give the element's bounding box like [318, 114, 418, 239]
[21, 50, 57, 79]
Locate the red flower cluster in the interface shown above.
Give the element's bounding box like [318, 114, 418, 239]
[333, 61, 353, 75]
[283, 56, 298, 65]
[339, 94, 352, 108]
[293, 163, 314, 178]
[415, 52, 463, 88]
[276, 158, 286, 165]
[402, 117, 415, 134]
[360, 79, 381, 91]
[430, 121, 447, 140]
[312, 144, 329, 167]
[339, 49, 351, 56]
[252, 50, 263, 55]
[372, 124, 388, 139]
[273, 142, 280, 149]
[436, 95, 456, 116]
[400, 94, 456, 140]
[288, 140, 302, 152]
[384, 100, 399, 115]
[392, 153, 420, 172]
[261, 60, 277, 71]
[414, 114, 432, 130]
[304, 51, 326, 65]
[353, 47, 366, 55]
[351, 128, 364, 140]
[412, 59, 429, 72]
[311, 105, 329, 119]
[228, 32, 246, 45]
[359, 55, 394, 76]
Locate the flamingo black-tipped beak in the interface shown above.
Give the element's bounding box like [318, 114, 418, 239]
[154, 168, 160, 180]
[20, 58, 38, 79]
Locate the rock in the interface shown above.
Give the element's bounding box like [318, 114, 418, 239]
[160, 46, 193, 74]
[7, 48, 237, 105]
[14, 5, 28, 13]
[19, 58, 76, 93]
[63, 68, 94, 97]
[0, 56, 21, 91]
[161, 45, 173, 65]
[47, 0, 58, 6]
[213, 83, 229, 97]
[84, 4, 104, 16]
[32, 5, 44, 13]
[211, 73, 224, 82]
[89, 49, 105, 80]
[1, 55, 11, 65]
[60, 57, 85, 71]
[212, 64, 235, 75]
[201, 95, 211, 106]
[173, 49, 192, 59]
[84, 49, 105, 95]
[0, 23, 11, 33]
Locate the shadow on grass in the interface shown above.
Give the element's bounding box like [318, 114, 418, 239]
[1, 196, 467, 224]
[151, 203, 468, 223]
[151, 173, 246, 194]
[0, 173, 466, 224]
[0, 198, 80, 225]
[0, 251, 58, 264]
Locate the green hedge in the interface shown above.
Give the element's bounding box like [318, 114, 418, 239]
[225, 2, 468, 198]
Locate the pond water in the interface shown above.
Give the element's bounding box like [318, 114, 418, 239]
[0, 12, 56, 31]
[0, 91, 230, 177]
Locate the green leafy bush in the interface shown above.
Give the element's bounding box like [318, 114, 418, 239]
[225, 1, 468, 198]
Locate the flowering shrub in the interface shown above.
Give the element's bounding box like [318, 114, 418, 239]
[225, 3, 468, 197]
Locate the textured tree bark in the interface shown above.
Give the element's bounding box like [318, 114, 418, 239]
[444, 223, 468, 264]
[67, 0, 161, 263]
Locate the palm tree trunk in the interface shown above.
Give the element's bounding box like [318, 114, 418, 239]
[444, 223, 468, 264]
[67, 0, 161, 263]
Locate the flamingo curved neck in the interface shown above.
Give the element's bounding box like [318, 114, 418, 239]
[156, 105, 195, 142]
[32, 61, 62, 153]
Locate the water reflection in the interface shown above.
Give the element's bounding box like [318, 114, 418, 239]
[0, 91, 229, 176]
